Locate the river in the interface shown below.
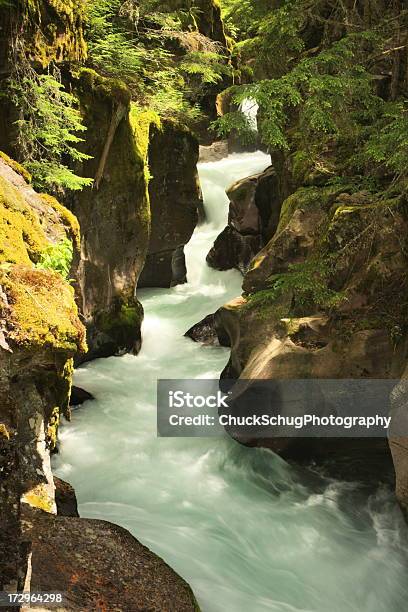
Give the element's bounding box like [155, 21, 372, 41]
[55, 151, 408, 612]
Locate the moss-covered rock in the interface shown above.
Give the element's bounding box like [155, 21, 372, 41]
[211, 181, 408, 485]
[22, 0, 87, 68]
[69, 72, 156, 360]
[2, 267, 85, 352]
[0, 155, 85, 353]
[0, 151, 31, 183]
[0, 174, 47, 265]
[242, 186, 338, 294]
[0, 154, 85, 553]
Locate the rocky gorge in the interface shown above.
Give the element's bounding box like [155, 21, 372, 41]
[0, 1, 408, 611]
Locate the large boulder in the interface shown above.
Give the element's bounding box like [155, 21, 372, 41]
[207, 166, 282, 274]
[23, 507, 201, 611]
[207, 226, 262, 274]
[139, 121, 202, 288]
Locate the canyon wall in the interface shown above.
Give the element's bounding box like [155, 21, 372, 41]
[0, 155, 85, 589]
[210, 163, 408, 501]
[139, 120, 202, 288]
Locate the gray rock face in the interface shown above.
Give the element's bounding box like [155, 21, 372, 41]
[71, 71, 149, 362]
[207, 226, 262, 274]
[207, 166, 282, 274]
[23, 507, 200, 612]
[138, 121, 203, 288]
[54, 477, 79, 518]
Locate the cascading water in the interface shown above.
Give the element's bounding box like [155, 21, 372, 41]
[55, 152, 408, 612]
[239, 98, 259, 132]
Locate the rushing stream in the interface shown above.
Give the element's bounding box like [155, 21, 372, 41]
[55, 152, 408, 612]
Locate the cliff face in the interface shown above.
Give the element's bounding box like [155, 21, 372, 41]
[0, 155, 85, 589]
[139, 121, 202, 288]
[0, 0, 86, 74]
[21, 0, 87, 67]
[69, 70, 153, 361]
[213, 177, 408, 490]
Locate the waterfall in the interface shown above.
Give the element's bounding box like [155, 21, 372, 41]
[239, 98, 259, 132]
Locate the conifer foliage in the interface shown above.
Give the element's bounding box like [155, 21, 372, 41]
[217, 0, 408, 191]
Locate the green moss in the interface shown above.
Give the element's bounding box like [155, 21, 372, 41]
[2, 266, 86, 352]
[78, 68, 131, 107]
[46, 406, 60, 450]
[0, 175, 48, 265]
[291, 151, 311, 185]
[0, 151, 32, 183]
[40, 194, 81, 249]
[277, 185, 339, 233]
[98, 301, 143, 336]
[24, 0, 87, 67]
[129, 104, 161, 164]
[22, 483, 54, 513]
[61, 358, 74, 418]
[0, 423, 10, 440]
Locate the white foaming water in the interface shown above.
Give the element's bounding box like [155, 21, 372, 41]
[239, 98, 259, 132]
[55, 152, 408, 612]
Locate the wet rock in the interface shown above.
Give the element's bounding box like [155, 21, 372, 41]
[139, 121, 202, 288]
[70, 70, 152, 361]
[207, 226, 262, 274]
[185, 314, 219, 345]
[199, 141, 229, 162]
[70, 386, 94, 407]
[54, 477, 79, 518]
[185, 312, 231, 347]
[23, 507, 200, 612]
[207, 166, 282, 274]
